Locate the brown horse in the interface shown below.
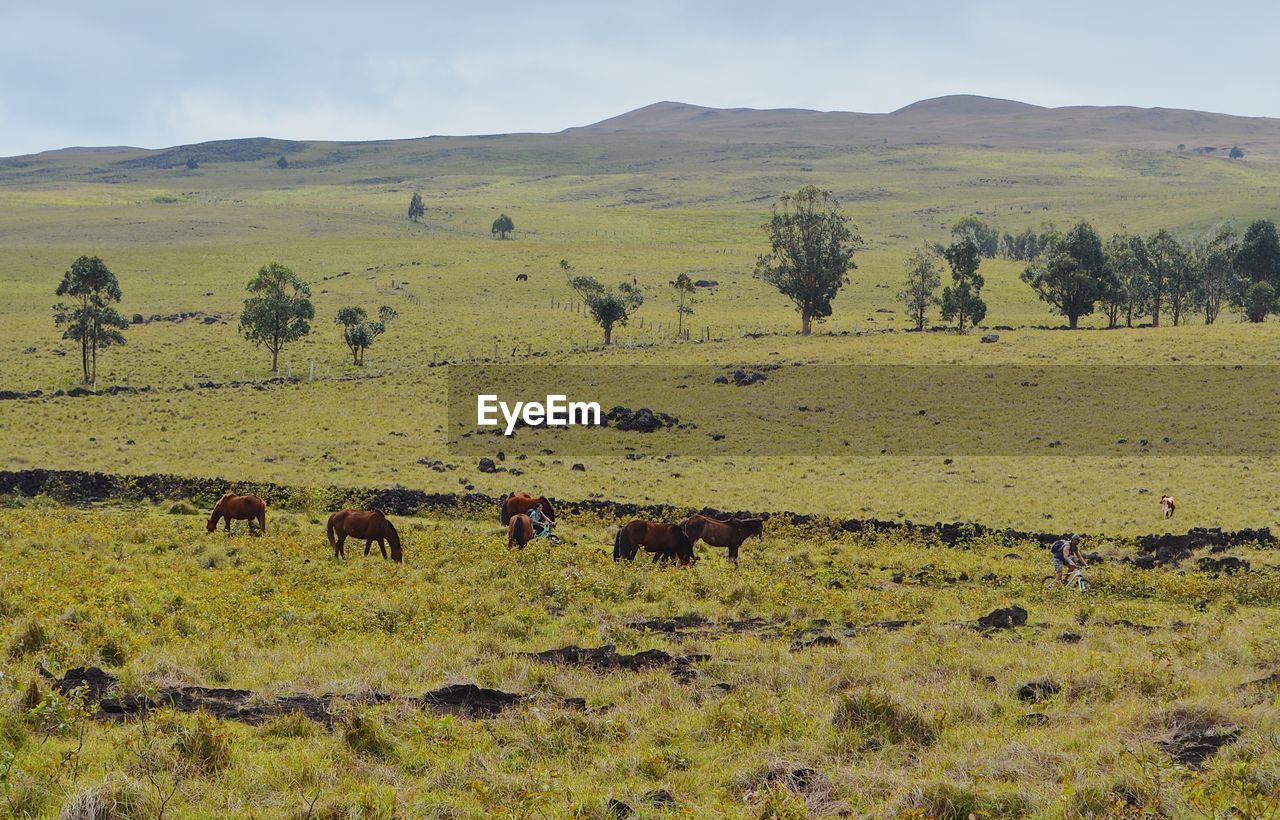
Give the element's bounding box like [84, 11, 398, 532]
[613, 520, 695, 565]
[327, 509, 402, 562]
[681, 514, 764, 565]
[507, 514, 536, 549]
[207, 493, 266, 535]
[500, 492, 556, 525]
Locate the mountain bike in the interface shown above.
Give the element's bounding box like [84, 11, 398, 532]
[1043, 567, 1087, 592]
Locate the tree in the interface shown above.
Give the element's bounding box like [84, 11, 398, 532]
[408, 193, 425, 222]
[1146, 230, 1194, 325]
[1235, 219, 1280, 290]
[669, 273, 697, 337]
[1243, 281, 1276, 323]
[1020, 221, 1110, 329]
[185, 158, 198, 170]
[276, 155, 288, 169]
[491, 214, 515, 239]
[1195, 227, 1240, 325]
[1102, 233, 1150, 328]
[53, 255, 128, 384]
[940, 238, 986, 330]
[950, 214, 999, 258]
[755, 186, 862, 335]
[336, 305, 397, 365]
[898, 246, 942, 331]
[239, 263, 314, 372]
[1230, 146, 1245, 160]
[568, 276, 643, 345]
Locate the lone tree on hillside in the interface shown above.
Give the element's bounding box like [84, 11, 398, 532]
[898, 245, 942, 331]
[1021, 220, 1111, 329]
[54, 255, 128, 384]
[185, 157, 198, 170]
[670, 273, 697, 337]
[1230, 146, 1245, 160]
[336, 305, 397, 365]
[568, 275, 643, 345]
[491, 214, 515, 239]
[240, 262, 314, 372]
[755, 186, 862, 335]
[940, 238, 986, 331]
[408, 192, 425, 222]
[276, 155, 289, 169]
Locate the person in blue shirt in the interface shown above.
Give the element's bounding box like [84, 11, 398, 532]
[528, 502, 557, 540]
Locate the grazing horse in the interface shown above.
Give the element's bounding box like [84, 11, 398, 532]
[207, 493, 266, 535]
[327, 509, 402, 562]
[613, 520, 695, 565]
[500, 492, 556, 525]
[507, 513, 536, 549]
[515, 273, 529, 282]
[681, 514, 764, 565]
[1161, 495, 1176, 518]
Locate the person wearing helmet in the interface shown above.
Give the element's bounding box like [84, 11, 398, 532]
[1051, 533, 1087, 583]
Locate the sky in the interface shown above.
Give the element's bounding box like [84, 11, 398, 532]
[3, 0, 1280, 156]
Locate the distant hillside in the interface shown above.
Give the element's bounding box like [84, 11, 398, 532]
[2, 94, 1276, 185]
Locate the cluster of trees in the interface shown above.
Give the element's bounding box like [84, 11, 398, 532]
[50, 258, 399, 382]
[1021, 219, 1280, 328]
[404, 193, 517, 241]
[898, 240, 989, 331]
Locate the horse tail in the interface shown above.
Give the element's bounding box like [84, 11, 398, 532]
[499, 494, 511, 526]
[326, 513, 338, 547]
[385, 518, 402, 563]
[613, 526, 629, 562]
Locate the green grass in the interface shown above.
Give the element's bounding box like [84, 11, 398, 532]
[0, 501, 1277, 817]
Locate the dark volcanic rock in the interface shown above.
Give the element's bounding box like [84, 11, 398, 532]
[1017, 679, 1061, 702]
[525, 644, 706, 680]
[731, 369, 767, 386]
[606, 798, 634, 819]
[1157, 723, 1241, 767]
[477, 457, 498, 473]
[1197, 556, 1249, 574]
[977, 605, 1028, 630]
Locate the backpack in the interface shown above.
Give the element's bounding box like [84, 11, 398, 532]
[1050, 539, 1069, 560]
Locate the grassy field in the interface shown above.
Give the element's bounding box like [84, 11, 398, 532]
[4, 108, 1280, 817]
[0, 499, 1277, 818]
[3, 129, 1280, 533]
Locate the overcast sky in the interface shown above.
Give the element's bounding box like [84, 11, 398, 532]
[4, 0, 1279, 156]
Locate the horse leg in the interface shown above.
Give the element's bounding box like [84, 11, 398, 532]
[223, 515, 232, 534]
[335, 533, 347, 558]
[377, 538, 387, 559]
[729, 543, 740, 565]
[364, 539, 372, 556]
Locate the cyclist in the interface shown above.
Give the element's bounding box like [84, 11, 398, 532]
[528, 502, 557, 541]
[1051, 533, 1087, 584]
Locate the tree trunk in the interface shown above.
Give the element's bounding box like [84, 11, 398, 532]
[1069, 313, 1079, 329]
[81, 336, 90, 384]
[603, 325, 613, 345]
[800, 309, 812, 336]
[1152, 297, 1161, 327]
[271, 346, 279, 372]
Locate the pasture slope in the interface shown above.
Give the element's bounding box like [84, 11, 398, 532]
[1, 96, 1280, 816]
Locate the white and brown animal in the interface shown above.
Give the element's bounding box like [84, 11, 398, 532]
[1160, 495, 1176, 518]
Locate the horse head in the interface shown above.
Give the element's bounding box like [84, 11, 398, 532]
[731, 517, 765, 541]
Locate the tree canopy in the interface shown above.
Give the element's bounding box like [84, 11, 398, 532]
[1021, 221, 1111, 328]
[408, 193, 425, 222]
[569, 276, 643, 345]
[491, 214, 515, 239]
[898, 246, 942, 331]
[336, 305, 397, 365]
[239, 263, 314, 372]
[53, 255, 128, 384]
[755, 186, 862, 335]
[940, 238, 986, 331]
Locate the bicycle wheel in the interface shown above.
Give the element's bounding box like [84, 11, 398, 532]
[1042, 576, 1060, 590]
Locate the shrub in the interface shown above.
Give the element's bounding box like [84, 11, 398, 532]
[174, 710, 232, 774]
[261, 711, 316, 739]
[60, 775, 153, 820]
[8, 618, 49, 658]
[832, 693, 936, 748]
[343, 711, 396, 760]
[167, 500, 199, 515]
[903, 782, 1033, 819]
